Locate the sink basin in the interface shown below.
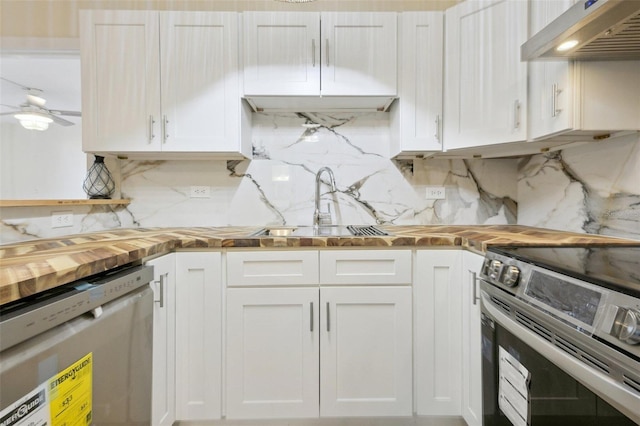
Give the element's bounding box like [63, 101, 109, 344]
[250, 225, 389, 237]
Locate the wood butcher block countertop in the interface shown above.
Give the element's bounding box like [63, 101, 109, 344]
[1, 225, 638, 306]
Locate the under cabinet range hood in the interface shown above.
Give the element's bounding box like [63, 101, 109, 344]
[242, 96, 397, 113]
[522, 0, 640, 61]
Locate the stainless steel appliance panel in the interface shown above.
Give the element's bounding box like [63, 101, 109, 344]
[0, 285, 153, 425]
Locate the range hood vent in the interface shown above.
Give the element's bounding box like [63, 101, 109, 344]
[243, 96, 397, 113]
[522, 0, 640, 61]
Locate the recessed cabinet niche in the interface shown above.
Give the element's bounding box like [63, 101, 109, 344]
[79, 11, 251, 158]
[242, 12, 397, 97]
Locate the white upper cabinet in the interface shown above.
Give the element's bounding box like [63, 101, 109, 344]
[390, 12, 444, 157]
[320, 13, 397, 96]
[527, 1, 640, 142]
[80, 11, 250, 157]
[527, 0, 574, 141]
[243, 12, 397, 98]
[243, 12, 320, 96]
[444, 0, 528, 150]
[80, 11, 160, 153]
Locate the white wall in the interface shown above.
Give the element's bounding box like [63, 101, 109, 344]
[0, 55, 86, 199]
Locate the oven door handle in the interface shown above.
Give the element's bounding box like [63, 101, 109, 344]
[481, 291, 640, 424]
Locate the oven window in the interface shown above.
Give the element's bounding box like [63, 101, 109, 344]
[525, 271, 601, 326]
[482, 315, 636, 426]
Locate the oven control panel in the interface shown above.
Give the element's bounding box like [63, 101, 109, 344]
[481, 250, 640, 355]
[481, 257, 524, 292]
[603, 304, 640, 345]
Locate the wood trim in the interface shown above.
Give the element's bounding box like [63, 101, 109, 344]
[0, 199, 131, 207]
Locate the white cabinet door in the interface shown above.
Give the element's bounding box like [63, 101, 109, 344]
[80, 10, 161, 153]
[226, 288, 320, 419]
[320, 12, 397, 96]
[175, 252, 222, 421]
[147, 254, 176, 426]
[391, 12, 444, 157]
[81, 11, 248, 157]
[461, 251, 485, 426]
[243, 12, 320, 96]
[527, 0, 574, 140]
[160, 12, 241, 153]
[320, 286, 412, 417]
[444, 0, 527, 150]
[414, 250, 462, 415]
[243, 12, 396, 97]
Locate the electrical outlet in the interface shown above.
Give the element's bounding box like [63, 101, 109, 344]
[426, 186, 446, 200]
[51, 211, 73, 228]
[190, 186, 211, 198]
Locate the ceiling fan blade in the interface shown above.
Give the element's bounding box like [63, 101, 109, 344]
[0, 111, 19, 116]
[50, 110, 81, 117]
[49, 114, 75, 127]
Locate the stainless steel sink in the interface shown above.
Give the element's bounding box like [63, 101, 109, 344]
[250, 225, 389, 237]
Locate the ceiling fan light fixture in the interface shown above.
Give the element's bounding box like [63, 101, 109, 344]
[14, 113, 53, 131]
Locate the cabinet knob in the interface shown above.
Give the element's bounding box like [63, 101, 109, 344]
[619, 309, 640, 345]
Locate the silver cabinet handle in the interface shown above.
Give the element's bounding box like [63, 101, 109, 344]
[149, 115, 155, 143]
[154, 273, 165, 308]
[514, 100, 521, 130]
[435, 115, 441, 143]
[310, 302, 314, 332]
[162, 115, 169, 143]
[552, 83, 562, 117]
[326, 302, 330, 332]
[312, 39, 316, 67]
[471, 272, 480, 306]
[325, 39, 330, 67]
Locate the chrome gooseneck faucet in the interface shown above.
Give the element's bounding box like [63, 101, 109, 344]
[314, 167, 337, 227]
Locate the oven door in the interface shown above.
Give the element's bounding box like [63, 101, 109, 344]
[480, 282, 639, 426]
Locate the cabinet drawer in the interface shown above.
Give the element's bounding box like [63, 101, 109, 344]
[320, 250, 411, 285]
[227, 251, 319, 286]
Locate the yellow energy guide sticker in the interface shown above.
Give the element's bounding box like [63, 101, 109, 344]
[47, 353, 93, 426]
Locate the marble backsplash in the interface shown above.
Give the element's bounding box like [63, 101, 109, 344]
[1, 113, 638, 244]
[517, 133, 640, 240]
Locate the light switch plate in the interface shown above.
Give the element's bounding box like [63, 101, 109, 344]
[426, 186, 446, 200]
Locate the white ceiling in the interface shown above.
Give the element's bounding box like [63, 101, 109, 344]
[0, 54, 82, 126]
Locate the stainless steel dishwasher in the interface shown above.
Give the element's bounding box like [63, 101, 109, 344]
[0, 264, 154, 425]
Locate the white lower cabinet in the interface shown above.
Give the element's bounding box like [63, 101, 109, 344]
[461, 251, 484, 426]
[225, 287, 320, 419]
[414, 249, 462, 416]
[147, 253, 176, 426]
[320, 286, 412, 417]
[175, 252, 223, 421]
[225, 249, 413, 419]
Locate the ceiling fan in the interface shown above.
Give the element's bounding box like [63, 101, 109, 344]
[0, 77, 81, 131]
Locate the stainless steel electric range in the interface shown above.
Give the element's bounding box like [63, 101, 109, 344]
[479, 245, 640, 426]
